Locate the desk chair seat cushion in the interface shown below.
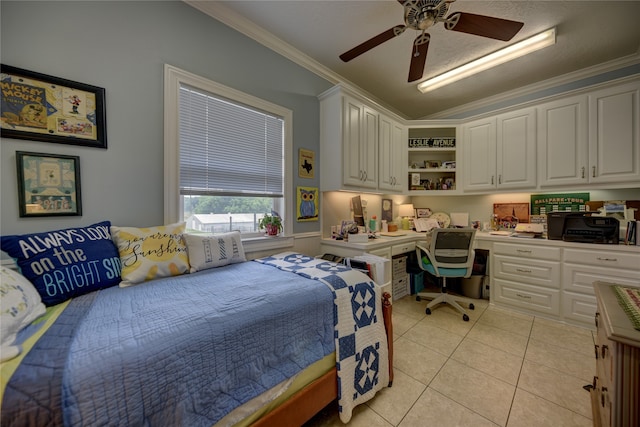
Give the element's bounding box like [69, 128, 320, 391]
[421, 262, 469, 278]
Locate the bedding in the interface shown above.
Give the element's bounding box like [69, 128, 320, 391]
[1, 252, 390, 426]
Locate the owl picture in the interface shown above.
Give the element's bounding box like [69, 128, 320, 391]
[298, 187, 317, 220]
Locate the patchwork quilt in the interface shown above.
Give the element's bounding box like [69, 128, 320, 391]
[255, 252, 390, 423]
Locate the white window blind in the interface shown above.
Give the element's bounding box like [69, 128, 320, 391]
[179, 84, 284, 197]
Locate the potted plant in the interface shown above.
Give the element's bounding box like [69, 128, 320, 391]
[258, 213, 283, 236]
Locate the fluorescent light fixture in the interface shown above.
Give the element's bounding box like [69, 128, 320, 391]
[417, 27, 556, 93]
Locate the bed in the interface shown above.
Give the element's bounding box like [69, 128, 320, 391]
[0, 222, 393, 427]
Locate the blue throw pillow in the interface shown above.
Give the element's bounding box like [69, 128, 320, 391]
[1, 221, 122, 306]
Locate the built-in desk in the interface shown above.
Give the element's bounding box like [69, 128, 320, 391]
[321, 231, 640, 327]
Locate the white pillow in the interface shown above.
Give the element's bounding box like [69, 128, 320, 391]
[183, 232, 246, 272]
[1, 267, 46, 362]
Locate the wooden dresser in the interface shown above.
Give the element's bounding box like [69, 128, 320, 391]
[591, 281, 640, 427]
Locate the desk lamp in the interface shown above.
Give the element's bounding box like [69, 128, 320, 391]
[399, 204, 415, 230]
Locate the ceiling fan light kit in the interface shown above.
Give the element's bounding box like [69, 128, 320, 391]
[417, 27, 557, 93]
[339, 0, 526, 83]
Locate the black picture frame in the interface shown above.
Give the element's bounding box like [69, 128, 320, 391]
[16, 151, 82, 217]
[1, 64, 107, 148]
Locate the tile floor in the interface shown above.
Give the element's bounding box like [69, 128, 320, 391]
[305, 295, 596, 427]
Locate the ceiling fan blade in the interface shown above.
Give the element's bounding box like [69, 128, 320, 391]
[408, 33, 430, 82]
[444, 12, 523, 41]
[340, 25, 406, 62]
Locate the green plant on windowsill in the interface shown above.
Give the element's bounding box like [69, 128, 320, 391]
[258, 213, 283, 236]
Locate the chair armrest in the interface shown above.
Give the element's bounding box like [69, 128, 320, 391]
[415, 244, 439, 275]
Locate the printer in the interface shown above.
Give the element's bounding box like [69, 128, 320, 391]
[547, 212, 619, 244]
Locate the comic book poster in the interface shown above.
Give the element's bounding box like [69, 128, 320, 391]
[1, 65, 106, 148]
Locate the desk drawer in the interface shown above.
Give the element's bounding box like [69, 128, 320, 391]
[494, 255, 561, 289]
[493, 242, 560, 261]
[563, 248, 640, 271]
[563, 263, 640, 295]
[392, 241, 416, 256]
[493, 278, 560, 316]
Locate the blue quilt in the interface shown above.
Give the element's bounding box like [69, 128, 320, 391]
[255, 252, 389, 423]
[2, 260, 335, 426]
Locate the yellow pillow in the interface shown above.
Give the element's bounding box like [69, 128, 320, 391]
[111, 222, 189, 287]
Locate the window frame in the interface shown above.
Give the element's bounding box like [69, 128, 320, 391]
[164, 64, 293, 248]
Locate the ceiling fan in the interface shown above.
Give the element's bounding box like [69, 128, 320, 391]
[339, 0, 524, 82]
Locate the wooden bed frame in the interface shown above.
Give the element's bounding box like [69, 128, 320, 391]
[254, 292, 394, 426]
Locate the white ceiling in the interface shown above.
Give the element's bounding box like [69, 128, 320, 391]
[187, 1, 640, 120]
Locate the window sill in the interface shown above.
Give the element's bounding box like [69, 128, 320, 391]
[242, 235, 294, 253]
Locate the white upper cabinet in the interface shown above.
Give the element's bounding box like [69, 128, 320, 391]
[538, 79, 640, 188]
[320, 88, 379, 191]
[462, 107, 536, 192]
[537, 95, 589, 186]
[588, 80, 640, 184]
[378, 113, 405, 192]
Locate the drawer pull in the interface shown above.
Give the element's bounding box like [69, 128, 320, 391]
[516, 249, 532, 254]
[596, 257, 617, 262]
[515, 293, 532, 300]
[595, 312, 599, 328]
[516, 268, 532, 273]
[594, 345, 599, 360]
[593, 376, 598, 388]
[601, 387, 607, 407]
[601, 345, 608, 359]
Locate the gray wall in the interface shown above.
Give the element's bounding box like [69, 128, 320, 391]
[1, 1, 331, 236]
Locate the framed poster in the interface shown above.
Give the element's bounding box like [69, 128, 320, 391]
[493, 203, 529, 228]
[1, 64, 107, 148]
[298, 148, 315, 178]
[16, 151, 82, 217]
[296, 186, 318, 221]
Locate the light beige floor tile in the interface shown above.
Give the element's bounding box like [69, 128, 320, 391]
[525, 337, 595, 382]
[392, 336, 448, 385]
[452, 338, 523, 385]
[366, 369, 426, 426]
[304, 400, 393, 427]
[477, 306, 534, 337]
[518, 359, 592, 419]
[414, 306, 476, 336]
[430, 359, 516, 426]
[403, 317, 465, 357]
[507, 388, 592, 427]
[530, 319, 594, 355]
[399, 388, 500, 427]
[467, 322, 529, 358]
[392, 296, 429, 320]
[391, 311, 422, 339]
[417, 296, 489, 322]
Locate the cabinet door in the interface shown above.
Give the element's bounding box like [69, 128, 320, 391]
[463, 118, 497, 191]
[589, 80, 640, 184]
[497, 108, 537, 189]
[379, 114, 404, 192]
[342, 96, 364, 186]
[538, 95, 589, 186]
[361, 106, 378, 188]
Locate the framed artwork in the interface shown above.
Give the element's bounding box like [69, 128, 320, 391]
[16, 151, 82, 217]
[298, 148, 315, 178]
[1, 64, 107, 148]
[415, 208, 432, 218]
[381, 198, 393, 222]
[493, 202, 529, 228]
[296, 186, 318, 222]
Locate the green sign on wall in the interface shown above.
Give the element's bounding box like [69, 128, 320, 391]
[530, 193, 590, 215]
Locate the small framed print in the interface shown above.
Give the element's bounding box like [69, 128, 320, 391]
[1, 64, 107, 148]
[16, 151, 82, 217]
[298, 148, 315, 178]
[415, 208, 432, 218]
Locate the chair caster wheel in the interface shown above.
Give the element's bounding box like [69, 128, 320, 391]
[416, 296, 421, 302]
[469, 303, 475, 310]
[425, 308, 432, 315]
[463, 314, 470, 322]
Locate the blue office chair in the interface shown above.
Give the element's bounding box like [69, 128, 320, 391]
[415, 228, 477, 321]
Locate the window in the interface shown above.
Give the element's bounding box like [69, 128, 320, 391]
[164, 65, 292, 240]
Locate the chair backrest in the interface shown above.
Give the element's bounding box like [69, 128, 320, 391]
[427, 228, 476, 269]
